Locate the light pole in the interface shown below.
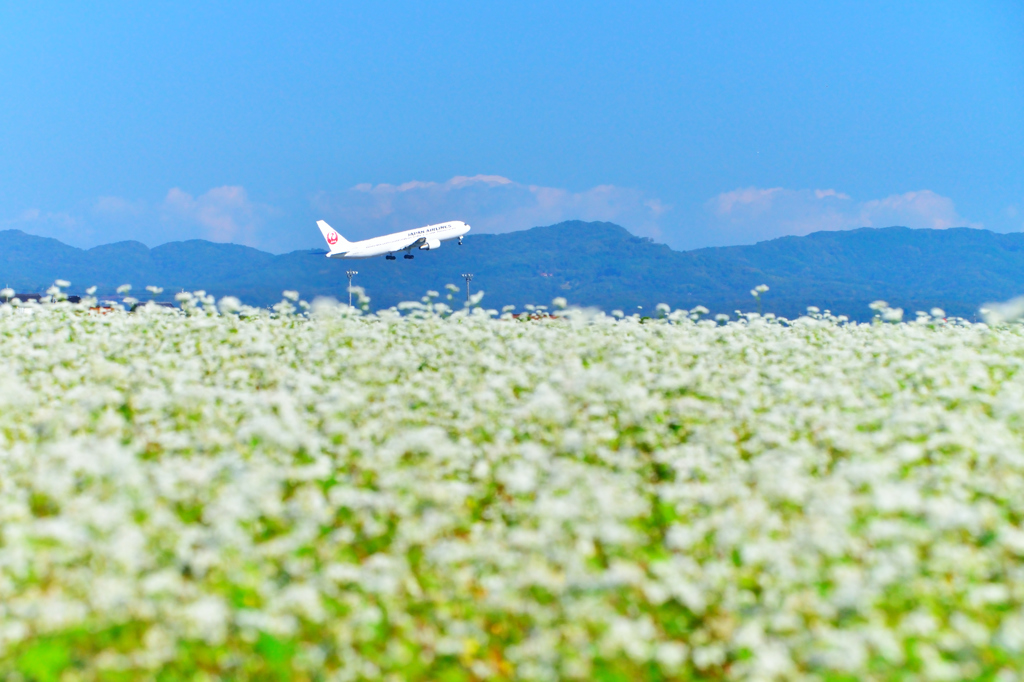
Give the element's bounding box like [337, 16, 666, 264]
[346, 270, 358, 308]
[461, 273, 474, 302]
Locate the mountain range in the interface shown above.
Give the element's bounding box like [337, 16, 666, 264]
[2, 221, 1023, 320]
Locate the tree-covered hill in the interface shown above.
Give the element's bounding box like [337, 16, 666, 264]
[1, 221, 1022, 320]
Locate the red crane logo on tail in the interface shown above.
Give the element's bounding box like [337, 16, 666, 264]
[327, 231, 339, 245]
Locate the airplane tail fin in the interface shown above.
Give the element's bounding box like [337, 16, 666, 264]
[317, 220, 352, 253]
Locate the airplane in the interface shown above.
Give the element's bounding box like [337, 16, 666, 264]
[316, 220, 470, 260]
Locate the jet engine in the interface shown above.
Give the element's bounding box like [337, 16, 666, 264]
[419, 238, 441, 250]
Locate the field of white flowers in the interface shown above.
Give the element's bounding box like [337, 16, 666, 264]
[2, 286, 1024, 681]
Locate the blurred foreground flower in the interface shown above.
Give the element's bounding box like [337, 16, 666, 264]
[981, 296, 1024, 324]
[0, 294, 1017, 680]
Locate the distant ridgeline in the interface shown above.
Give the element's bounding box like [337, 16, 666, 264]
[1, 222, 1022, 321]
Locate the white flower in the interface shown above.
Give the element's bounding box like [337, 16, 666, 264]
[882, 307, 904, 322]
[982, 296, 1024, 324]
[116, 284, 132, 294]
[282, 290, 299, 301]
[0, 288, 1018, 678]
[183, 597, 229, 645]
[218, 296, 242, 314]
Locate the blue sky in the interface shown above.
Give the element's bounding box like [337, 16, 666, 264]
[0, 1, 1021, 252]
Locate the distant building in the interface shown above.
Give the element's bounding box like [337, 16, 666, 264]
[129, 301, 177, 312]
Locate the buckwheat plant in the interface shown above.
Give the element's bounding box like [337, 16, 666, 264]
[2, 291, 1024, 681]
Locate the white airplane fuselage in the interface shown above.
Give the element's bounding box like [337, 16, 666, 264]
[317, 220, 470, 259]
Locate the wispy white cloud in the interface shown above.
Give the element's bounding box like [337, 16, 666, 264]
[160, 186, 272, 245]
[1007, 204, 1023, 231]
[93, 196, 146, 218]
[3, 186, 275, 248]
[707, 187, 980, 245]
[814, 189, 851, 200]
[3, 180, 985, 253]
[712, 187, 785, 217]
[858, 190, 974, 230]
[13, 208, 79, 228]
[312, 174, 670, 241]
[1, 208, 81, 243]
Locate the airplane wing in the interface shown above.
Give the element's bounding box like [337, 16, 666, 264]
[392, 236, 426, 251]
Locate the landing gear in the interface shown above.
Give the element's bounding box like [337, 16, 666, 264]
[458, 238, 463, 246]
[403, 254, 414, 259]
[385, 254, 396, 260]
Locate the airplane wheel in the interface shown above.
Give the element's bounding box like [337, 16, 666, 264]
[404, 254, 414, 259]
